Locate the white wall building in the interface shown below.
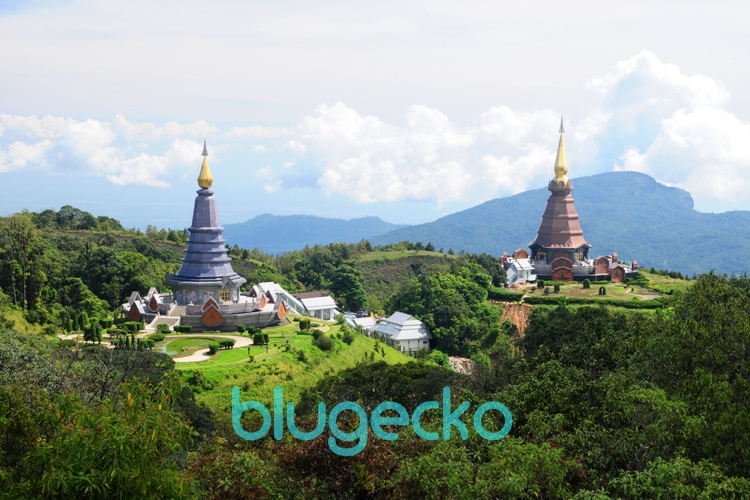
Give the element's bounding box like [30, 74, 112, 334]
[369, 312, 432, 353]
[506, 258, 537, 285]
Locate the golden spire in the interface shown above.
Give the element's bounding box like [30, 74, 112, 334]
[553, 117, 568, 183]
[197, 140, 214, 189]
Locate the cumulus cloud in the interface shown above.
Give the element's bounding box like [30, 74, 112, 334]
[268, 101, 561, 204]
[0, 115, 207, 187]
[3, 51, 750, 212]
[587, 51, 750, 211]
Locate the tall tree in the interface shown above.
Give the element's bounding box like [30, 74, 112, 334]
[2, 214, 38, 309]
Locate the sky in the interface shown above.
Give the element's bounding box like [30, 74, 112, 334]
[2, 0, 750, 230]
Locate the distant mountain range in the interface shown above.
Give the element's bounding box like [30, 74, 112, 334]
[222, 214, 407, 254]
[223, 171, 750, 275]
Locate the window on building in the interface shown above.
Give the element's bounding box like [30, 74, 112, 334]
[220, 289, 230, 302]
[536, 251, 547, 262]
[575, 251, 584, 262]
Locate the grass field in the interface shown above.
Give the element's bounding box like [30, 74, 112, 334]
[515, 270, 693, 304]
[163, 337, 222, 355]
[640, 271, 694, 294]
[177, 323, 412, 414]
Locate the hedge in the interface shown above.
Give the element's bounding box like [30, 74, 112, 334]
[156, 324, 171, 334]
[219, 339, 236, 350]
[122, 321, 143, 333]
[523, 295, 664, 309]
[487, 286, 524, 302]
[147, 333, 166, 342]
[174, 325, 192, 334]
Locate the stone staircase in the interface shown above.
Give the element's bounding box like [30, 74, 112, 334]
[144, 306, 185, 332]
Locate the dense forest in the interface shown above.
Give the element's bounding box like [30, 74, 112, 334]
[1, 207, 749, 498]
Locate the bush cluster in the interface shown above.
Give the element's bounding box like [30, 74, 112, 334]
[121, 321, 143, 333]
[313, 334, 334, 351]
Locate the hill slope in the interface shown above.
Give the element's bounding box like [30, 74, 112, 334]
[223, 214, 407, 254]
[370, 171, 750, 276]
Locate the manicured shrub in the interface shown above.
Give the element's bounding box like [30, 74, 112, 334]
[582, 279, 591, 289]
[311, 329, 322, 340]
[599, 286, 607, 296]
[148, 333, 166, 342]
[174, 325, 192, 334]
[247, 326, 262, 336]
[208, 342, 219, 355]
[141, 338, 155, 350]
[298, 319, 312, 331]
[237, 324, 246, 333]
[553, 284, 561, 293]
[157, 324, 171, 334]
[262, 333, 269, 345]
[537, 280, 546, 289]
[253, 332, 265, 345]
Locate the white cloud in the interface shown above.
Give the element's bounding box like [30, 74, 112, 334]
[3, 51, 750, 212]
[113, 115, 217, 141]
[0, 115, 205, 187]
[282, 101, 558, 204]
[281, 140, 307, 153]
[619, 107, 750, 206]
[0, 140, 53, 172]
[587, 51, 750, 211]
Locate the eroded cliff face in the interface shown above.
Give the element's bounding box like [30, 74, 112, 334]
[497, 302, 533, 336]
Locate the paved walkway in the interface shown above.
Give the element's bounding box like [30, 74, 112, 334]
[172, 334, 253, 363]
[58, 332, 254, 363]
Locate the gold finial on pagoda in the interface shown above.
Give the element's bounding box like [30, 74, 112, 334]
[553, 117, 568, 183]
[198, 140, 214, 189]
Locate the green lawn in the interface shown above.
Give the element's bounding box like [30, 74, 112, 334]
[523, 281, 659, 301]
[164, 337, 220, 356]
[179, 325, 412, 414]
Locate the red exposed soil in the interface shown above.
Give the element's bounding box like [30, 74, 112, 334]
[492, 301, 533, 337]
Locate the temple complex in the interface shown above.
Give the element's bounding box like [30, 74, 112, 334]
[122, 143, 287, 331]
[504, 120, 638, 283]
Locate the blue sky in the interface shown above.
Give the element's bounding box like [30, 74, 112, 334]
[2, 1, 750, 230]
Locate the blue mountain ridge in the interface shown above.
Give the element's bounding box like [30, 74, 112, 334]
[224, 171, 750, 275]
